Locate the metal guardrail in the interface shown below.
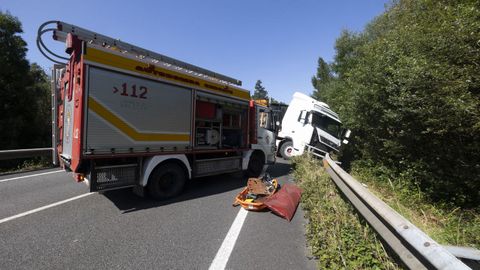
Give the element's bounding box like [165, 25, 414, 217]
[0, 148, 53, 161]
[323, 154, 472, 270]
[305, 144, 328, 159]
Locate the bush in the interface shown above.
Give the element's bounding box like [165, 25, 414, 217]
[0, 12, 51, 151]
[351, 160, 480, 249]
[312, 0, 480, 207]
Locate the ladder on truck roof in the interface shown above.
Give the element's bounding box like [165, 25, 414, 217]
[37, 20, 242, 86]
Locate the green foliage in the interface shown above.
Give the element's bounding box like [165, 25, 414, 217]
[312, 0, 480, 207]
[311, 57, 332, 99]
[252, 79, 268, 99]
[0, 11, 51, 171]
[0, 157, 52, 174]
[0, 11, 31, 149]
[28, 63, 52, 147]
[293, 155, 401, 269]
[351, 160, 479, 249]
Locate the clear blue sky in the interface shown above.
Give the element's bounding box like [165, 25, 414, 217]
[2, 0, 389, 103]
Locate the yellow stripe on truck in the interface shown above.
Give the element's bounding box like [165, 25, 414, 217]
[88, 97, 190, 142]
[84, 47, 251, 101]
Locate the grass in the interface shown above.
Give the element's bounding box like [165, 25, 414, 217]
[292, 155, 401, 269]
[0, 157, 52, 174]
[350, 162, 480, 249]
[293, 154, 480, 269]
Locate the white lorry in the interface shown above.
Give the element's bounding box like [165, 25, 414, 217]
[38, 21, 276, 199]
[276, 92, 350, 159]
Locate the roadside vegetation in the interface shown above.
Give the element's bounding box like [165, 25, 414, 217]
[311, 0, 480, 208]
[302, 2, 480, 265]
[0, 158, 52, 175]
[293, 155, 401, 269]
[0, 12, 52, 172]
[293, 155, 479, 269]
[302, 1, 479, 266]
[350, 160, 480, 249]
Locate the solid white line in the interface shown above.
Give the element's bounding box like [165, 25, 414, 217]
[209, 208, 248, 270]
[0, 170, 63, 183]
[0, 193, 93, 224]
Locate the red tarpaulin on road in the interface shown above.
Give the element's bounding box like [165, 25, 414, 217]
[264, 183, 302, 221]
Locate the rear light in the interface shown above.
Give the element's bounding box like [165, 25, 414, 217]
[73, 173, 85, 182]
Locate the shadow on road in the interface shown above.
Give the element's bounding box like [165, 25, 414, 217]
[266, 160, 292, 179]
[102, 159, 292, 213]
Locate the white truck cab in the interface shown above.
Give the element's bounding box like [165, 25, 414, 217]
[276, 92, 350, 159]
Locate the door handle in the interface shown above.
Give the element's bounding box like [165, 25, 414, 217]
[257, 136, 263, 139]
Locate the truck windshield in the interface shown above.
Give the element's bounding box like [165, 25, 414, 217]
[311, 112, 342, 138]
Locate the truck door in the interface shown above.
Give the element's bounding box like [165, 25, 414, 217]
[257, 106, 276, 163]
[292, 110, 314, 155]
[61, 71, 75, 163]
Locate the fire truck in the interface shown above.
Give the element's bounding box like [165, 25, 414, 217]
[37, 21, 276, 199]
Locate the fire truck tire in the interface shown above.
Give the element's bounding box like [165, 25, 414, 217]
[247, 152, 264, 177]
[280, 141, 294, 160]
[147, 163, 186, 200]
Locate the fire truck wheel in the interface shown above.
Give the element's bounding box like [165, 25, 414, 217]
[280, 141, 294, 160]
[147, 163, 186, 200]
[247, 152, 264, 177]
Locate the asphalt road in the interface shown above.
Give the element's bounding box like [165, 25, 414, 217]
[0, 159, 316, 270]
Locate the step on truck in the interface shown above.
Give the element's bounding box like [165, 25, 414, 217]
[38, 21, 276, 199]
[276, 92, 351, 159]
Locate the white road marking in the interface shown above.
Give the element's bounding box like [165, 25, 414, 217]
[0, 170, 64, 183]
[0, 193, 93, 224]
[209, 208, 248, 270]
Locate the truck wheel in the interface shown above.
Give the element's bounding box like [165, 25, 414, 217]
[280, 141, 294, 160]
[147, 163, 186, 200]
[247, 152, 264, 177]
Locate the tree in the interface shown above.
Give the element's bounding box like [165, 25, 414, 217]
[311, 57, 333, 101]
[0, 11, 51, 150]
[0, 11, 31, 149]
[311, 57, 332, 87]
[317, 0, 480, 207]
[331, 30, 365, 79]
[252, 80, 268, 99]
[28, 63, 51, 147]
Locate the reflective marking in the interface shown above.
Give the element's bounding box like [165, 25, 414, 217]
[89, 97, 190, 142]
[85, 47, 250, 101]
[0, 193, 93, 224]
[209, 208, 248, 270]
[0, 170, 63, 183]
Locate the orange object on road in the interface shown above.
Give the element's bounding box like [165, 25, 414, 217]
[247, 177, 271, 195]
[233, 179, 278, 211]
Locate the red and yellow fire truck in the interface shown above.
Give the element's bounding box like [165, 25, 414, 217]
[38, 21, 276, 199]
